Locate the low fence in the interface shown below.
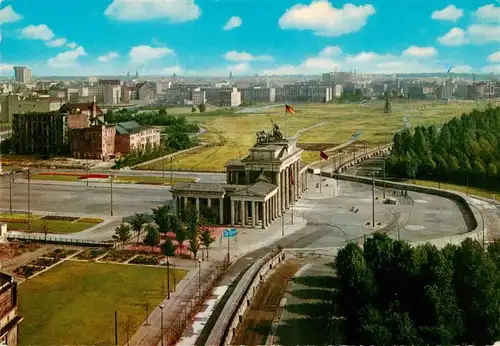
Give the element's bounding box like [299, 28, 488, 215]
[132, 143, 209, 169]
[7, 233, 114, 248]
[163, 259, 230, 346]
[306, 139, 356, 169]
[205, 250, 285, 346]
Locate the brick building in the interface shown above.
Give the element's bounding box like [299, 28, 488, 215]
[71, 124, 116, 160]
[0, 272, 22, 346]
[59, 102, 103, 128]
[114, 121, 161, 155]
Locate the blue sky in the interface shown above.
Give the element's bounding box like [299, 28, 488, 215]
[0, 0, 499, 76]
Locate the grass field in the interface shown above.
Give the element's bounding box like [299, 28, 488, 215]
[139, 101, 488, 172]
[18, 261, 186, 346]
[30, 174, 196, 185]
[0, 213, 101, 233]
[413, 179, 500, 200]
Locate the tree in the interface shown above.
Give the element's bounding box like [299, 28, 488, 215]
[186, 212, 201, 259]
[191, 106, 196, 113]
[383, 98, 392, 113]
[174, 218, 187, 255]
[112, 223, 132, 250]
[144, 225, 160, 253]
[152, 205, 172, 236]
[130, 213, 148, 245]
[200, 227, 215, 259]
[162, 238, 176, 263]
[198, 104, 206, 113]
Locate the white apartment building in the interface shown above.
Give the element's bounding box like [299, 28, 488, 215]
[103, 85, 122, 105]
[66, 87, 89, 103]
[240, 87, 276, 103]
[333, 84, 343, 98]
[191, 88, 206, 105]
[14, 66, 32, 84]
[275, 85, 333, 103]
[219, 87, 241, 107]
[0, 94, 63, 122]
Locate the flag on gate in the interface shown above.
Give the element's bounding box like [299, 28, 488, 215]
[290, 169, 295, 185]
[285, 104, 295, 114]
[320, 151, 329, 160]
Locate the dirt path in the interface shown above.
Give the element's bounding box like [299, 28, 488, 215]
[232, 260, 302, 346]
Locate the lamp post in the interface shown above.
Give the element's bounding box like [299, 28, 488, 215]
[27, 169, 31, 231]
[167, 257, 171, 299]
[9, 168, 13, 213]
[197, 259, 202, 299]
[326, 223, 349, 245]
[110, 175, 114, 216]
[159, 304, 165, 346]
[371, 172, 376, 227]
[387, 209, 401, 241]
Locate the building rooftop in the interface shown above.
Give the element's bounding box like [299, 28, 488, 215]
[171, 183, 246, 194]
[115, 121, 153, 135]
[60, 102, 102, 115]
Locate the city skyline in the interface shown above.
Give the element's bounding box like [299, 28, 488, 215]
[0, 0, 499, 77]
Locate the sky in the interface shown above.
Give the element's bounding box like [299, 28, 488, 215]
[0, 0, 499, 77]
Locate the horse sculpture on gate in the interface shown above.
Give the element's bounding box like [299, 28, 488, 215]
[255, 120, 284, 144]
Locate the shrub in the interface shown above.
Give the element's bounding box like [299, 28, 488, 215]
[46, 248, 78, 259]
[75, 248, 107, 260]
[14, 265, 41, 278]
[41, 215, 79, 222]
[129, 255, 161, 265]
[29, 257, 59, 267]
[77, 218, 104, 224]
[100, 251, 134, 263]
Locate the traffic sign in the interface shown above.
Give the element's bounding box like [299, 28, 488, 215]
[223, 228, 238, 238]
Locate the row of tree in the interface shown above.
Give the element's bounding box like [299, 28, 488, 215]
[334, 234, 500, 345]
[112, 205, 216, 259]
[386, 106, 500, 189]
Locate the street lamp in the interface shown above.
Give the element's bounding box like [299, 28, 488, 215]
[159, 304, 165, 346]
[371, 172, 376, 227]
[27, 169, 31, 231]
[110, 175, 114, 216]
[387, 209, 401, 241]
[326, 223, 349, 245]
[197, 259, 202, 299]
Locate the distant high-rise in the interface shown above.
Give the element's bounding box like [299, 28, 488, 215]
[14, 66, 32, 83]
[135, 70, 139, 79]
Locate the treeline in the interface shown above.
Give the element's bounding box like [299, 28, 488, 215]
[105, 107, 200, 133]
[335, 234, 500, 345]
[386, 106, 500, 189]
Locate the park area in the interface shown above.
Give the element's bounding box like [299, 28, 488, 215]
[30, 172, 196, 185]
[138, 101, 487, 172]
[0, 213, 103, 233]
[18, 260, 186, 346]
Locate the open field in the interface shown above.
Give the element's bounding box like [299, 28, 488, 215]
[18, 261, 186, 346]
[139, 101, 488, 172]
[0, 213, 102, 234]
[30, 173, 196, 185]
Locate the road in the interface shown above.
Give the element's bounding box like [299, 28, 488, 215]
[0, 175, 168, 217]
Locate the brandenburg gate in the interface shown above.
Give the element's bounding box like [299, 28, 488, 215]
[170, 122, 308, 229]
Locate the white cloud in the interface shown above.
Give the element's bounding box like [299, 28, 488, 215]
[481, 65, 500, 74]
[319, 46, 342, 57]
[474, 4, 500, 22]
[487, 51, 500, 63]
[346, 51, 377, 63]
[0, 32, 2, 43]
[223, 16, 242, 31]
[163, 66, 183, 75]
[452, 65, 473, 73]
[186, 63, 250, 76]
[402, 46, 438, 58]
[438, 25, 500, 46]
[437, 27, 466, 46]
[129, 45, 174, 65]
[98, 52, 119, 63]
[223, 51, 273, 62]
[48, 46, 86, 68]
[46, 38, 67, 47]
[21, 24, 54, 41]
[261, 50, 341, 75]
[0, 63, 14, 75]
[0, 5, 22, 24]
[278, 1, 375, 37]
[104, 0, 201, 22]
[431, 5, 463, 22]
[67, 42, 77, 49]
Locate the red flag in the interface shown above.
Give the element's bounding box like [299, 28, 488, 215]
[290, 169, 295, 185]
[285, 104, 295, 114]
[320, 151, 329, 160]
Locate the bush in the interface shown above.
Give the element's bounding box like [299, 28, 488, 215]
[75, 248, 107, 260]
[41, 215, 79, 222]
[14, 265, 41, 278]
[30, 257, 59, 267]
[77, 218, 104, 224]
[100, 251, 134, 263]
[129, 255, 161, 265]
[46, 248, 78, 259]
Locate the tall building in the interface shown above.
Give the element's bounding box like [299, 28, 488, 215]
[0, 272, 23, 346]
[13, 66, 32, 84]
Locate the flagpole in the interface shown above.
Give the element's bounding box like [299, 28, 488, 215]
[285, 104, 288, 139]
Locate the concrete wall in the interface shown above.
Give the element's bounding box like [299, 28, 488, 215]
[205, 250, 286, 346]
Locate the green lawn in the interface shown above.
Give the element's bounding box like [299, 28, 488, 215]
[30, 174, 196, 185]
[139, 101, 488, 172]
[413, 179, 500, 200]
[0, 214, 101, 234]
[19, 261, 186, 346]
